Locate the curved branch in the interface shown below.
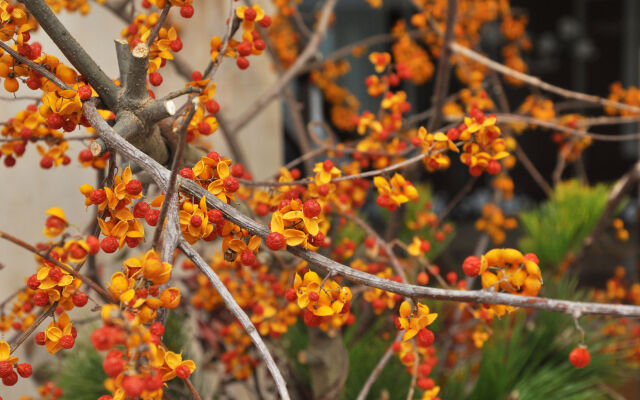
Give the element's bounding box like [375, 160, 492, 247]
[85, 100, 640, 321]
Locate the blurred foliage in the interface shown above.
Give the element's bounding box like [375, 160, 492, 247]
[518, 180, 611, 267]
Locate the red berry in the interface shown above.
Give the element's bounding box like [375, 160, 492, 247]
[48, 267, 62, 282]
[231, 163, 245, 178]
[190, 215, 202, 228]
[206, 99, 220, 114]
[133, 201, 150, 218]
[285, 288, 297, 302]
[101, 236, 119, 253]
[40, 156, 54, 169]
[3, 155, 15, 167]
[126, 179, 142, 195]
[79, 149, 93, 162]
[208, 209, 224, 225]
[240, 249, 256, 266]
[170, 39, 183, 52]
[179, 168, 195, 179]
[486, 159, 501, 175]
[322, 159, 334, 172]
[33, 291, 49, 306]
[266, 232, 285, 250]
[27, 274, 40, 290]
[175, 364, 191, 379]
[524, 253, 539, 264]
[59, 335, 75, 349]
[122, 375, 144, 397]
[223, 176, 239, 192]
[418, 377, 435, 390]
[446, 271, 457, 284]
[462, 255, 481, 277]
[72, 292, 88, 307]
[0, 361, 12, 378]
[303, 199, 321, 218]
[149, 72, 163, 86]
[149, 322, 165, 337]
[90, 189, 106, 204]
[198, 121, 211, 135]
[86, 235, 100, 254]
[180, 4, 194, 18]
[569, 346, 590, 368]
[145, 209, 160, 226]
[244, 7, 257, 21]
[258, 15, 271, 28]
[47, 113, 63, 130]
[308, 291, 319, 302]
[78, 85, 92, 100]
[2, 370, 17, 386]
[35, 332, 46, 345]
[417, 328, 435, 347]
[26, 76, 41, 90]
[62, 119, 77, 132]
[17, 363, 32, 378]
[237, 41, 252, 57]
[191, 70, 203, 81]
[236, 57, 250, 70]
[254, 39, 266, 51]
[103, 357, 124, 377]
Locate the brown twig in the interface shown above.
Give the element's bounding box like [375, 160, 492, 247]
[0, 134, 98, 143]
[227, 0, 338, 134]
[9, 303, 56, 354]
[0, 41, 71, 91]
[184, 377, 203, 400]
[179, 239, 291, 400]
[0, 231, 115, 303]
[355, 331, 404, 400]
[146, 1, 171, 47]
[450, 42, 640, 115]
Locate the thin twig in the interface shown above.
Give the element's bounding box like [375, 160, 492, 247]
[355, 331, 403, 400]
[0, 230, 115, 303]
[0, 41, 71, 90]
[10, 303, 56, 354]
[227, 0, 338, 134]
[450, 42, 640, 115]
[146, 1, 171, 47]
[184, 377, 203, 400]
[179, 240, 291, 400]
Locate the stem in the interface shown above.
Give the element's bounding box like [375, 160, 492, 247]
[0, 230, 115, 303]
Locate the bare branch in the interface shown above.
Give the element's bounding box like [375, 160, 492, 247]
[0, 230, 115, 303]
[85, 100, 640, 322]
[179, 240, 291, 400]
[450, 42, 640, 115]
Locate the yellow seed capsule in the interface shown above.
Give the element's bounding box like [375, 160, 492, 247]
[524, 260, 541, 278]
[502, 248, 524, 265]
[484, 248, 504, 267]
[481, 271, 499, 290]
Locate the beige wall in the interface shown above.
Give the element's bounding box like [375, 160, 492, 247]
[0, 0, 280, 396]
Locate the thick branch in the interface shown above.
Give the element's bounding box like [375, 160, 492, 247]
[22, 0, 120, 109]
[86, 101, 640, 320]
